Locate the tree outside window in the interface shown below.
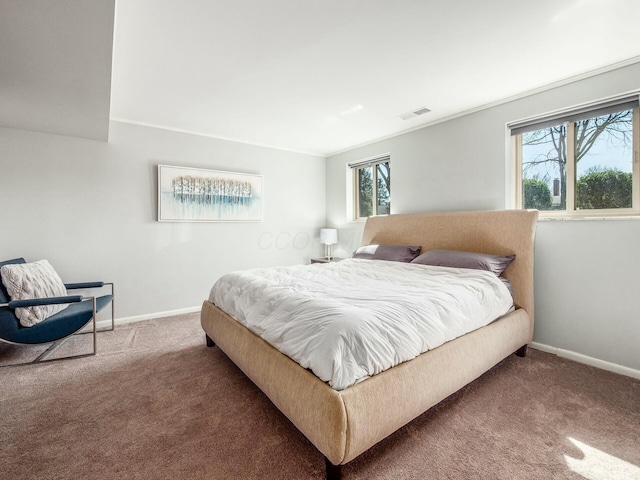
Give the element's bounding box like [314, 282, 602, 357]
[517, 105, 637, 214]
[353, 158, 390, 219]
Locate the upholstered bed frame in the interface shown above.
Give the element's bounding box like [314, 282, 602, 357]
[201, 209, 538, 479]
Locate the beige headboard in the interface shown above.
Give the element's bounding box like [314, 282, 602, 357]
[361, 209, 539, 325]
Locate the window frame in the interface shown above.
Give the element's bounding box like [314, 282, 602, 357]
[512, 102, 640, 218]
[350, 155, 390, 221]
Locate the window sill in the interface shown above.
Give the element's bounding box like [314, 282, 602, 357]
[537, 214, 640, 222]
[352, 213, 390, 223]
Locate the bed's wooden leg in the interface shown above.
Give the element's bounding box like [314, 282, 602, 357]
[515, 344, 527, 357]
[325, 457, 342, 480]
[205, 334, 215, 348]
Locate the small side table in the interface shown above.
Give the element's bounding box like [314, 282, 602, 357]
[310, 257, 344, 264]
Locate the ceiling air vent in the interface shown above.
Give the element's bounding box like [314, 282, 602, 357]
[399, 107, 431, 120]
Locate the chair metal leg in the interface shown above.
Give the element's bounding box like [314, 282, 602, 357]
[82, 283, 115, 333]
[92, 296, 97, 355]
[0, 351, 97, 368]
[33, 340, 64, 362]
[108, 282, 115, 331]
[97, 282, 115, 332]
[0, 334, 96, 368]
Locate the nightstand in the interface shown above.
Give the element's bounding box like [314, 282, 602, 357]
[310, 257, 344, 264]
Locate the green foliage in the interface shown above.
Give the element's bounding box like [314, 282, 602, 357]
[376, 162, 390, 214]
[576, 168, 632, 209]
[358, 168, 373, 217]
[523, 178, 552, 210]
[358, 162, 391, 217]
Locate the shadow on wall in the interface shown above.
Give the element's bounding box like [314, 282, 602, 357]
[333, 223, 366, 258]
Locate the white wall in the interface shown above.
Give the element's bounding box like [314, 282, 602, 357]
[327, 62, 640, 372]
[0, 120, 326, 319]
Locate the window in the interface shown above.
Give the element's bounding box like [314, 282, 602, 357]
[350, 155, 390, 220]
[511, 95, 640, 216]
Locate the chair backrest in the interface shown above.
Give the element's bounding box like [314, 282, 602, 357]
[0, 258, 27, 340]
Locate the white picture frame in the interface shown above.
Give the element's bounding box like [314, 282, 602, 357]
[157, 165, 263, 222]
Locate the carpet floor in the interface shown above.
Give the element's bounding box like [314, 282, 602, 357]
[1, 313, 638, 480]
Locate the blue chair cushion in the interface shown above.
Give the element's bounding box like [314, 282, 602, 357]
[0, 294, 113, 345]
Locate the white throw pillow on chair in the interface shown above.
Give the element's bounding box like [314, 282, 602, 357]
[0, 260, 68, 327]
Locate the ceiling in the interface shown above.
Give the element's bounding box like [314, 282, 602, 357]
[0, 0, 114, 141]
[3, 1, 640, 155]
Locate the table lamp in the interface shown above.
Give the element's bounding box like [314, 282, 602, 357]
[320, 228, 338, 261]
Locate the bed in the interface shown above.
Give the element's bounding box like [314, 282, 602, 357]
[200, 209, 538, 479]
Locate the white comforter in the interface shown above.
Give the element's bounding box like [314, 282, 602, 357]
[209, 258, 513, 391]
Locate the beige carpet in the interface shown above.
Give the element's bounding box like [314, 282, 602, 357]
[1, 313, 639, 480]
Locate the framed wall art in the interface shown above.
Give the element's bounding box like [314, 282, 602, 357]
[158, 165, 263, 222]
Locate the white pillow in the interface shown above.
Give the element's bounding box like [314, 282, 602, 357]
[0, 260, 68, 327]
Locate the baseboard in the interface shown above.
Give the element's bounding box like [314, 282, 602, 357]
[530, 342, 640, 380]
[94, 306, 201, 330]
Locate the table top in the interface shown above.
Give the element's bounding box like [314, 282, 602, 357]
[310, 257, 344, 264]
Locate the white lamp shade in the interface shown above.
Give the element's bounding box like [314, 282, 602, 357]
[320, 228, 338, 245]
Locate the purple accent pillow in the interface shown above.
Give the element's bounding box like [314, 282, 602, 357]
[500, 277, 514, 298]
[352, 245, 422, 263]
[411, 249, 515, 276]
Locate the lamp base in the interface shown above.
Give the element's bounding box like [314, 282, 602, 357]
[324, 244, 333, 261]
